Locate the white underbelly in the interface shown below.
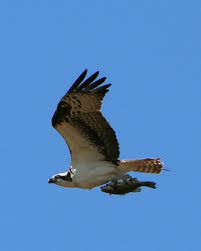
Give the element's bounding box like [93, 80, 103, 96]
[72, 164, 119, 189]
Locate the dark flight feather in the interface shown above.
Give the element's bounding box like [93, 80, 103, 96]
[77, 71, 99, 90]
[86, 77, 107, 91]
[67, 69, 88, 93]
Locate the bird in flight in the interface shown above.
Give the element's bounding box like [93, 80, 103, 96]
[48, 70, 164, 195]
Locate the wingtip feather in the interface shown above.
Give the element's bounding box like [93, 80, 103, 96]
[67, 69, 88, 93]
[67, 69, 111, 94]
[93, 83, 112, 93]
[77, 71, 100, 90]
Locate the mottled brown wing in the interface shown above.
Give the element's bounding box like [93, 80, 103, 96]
[52, 70, 120, 165]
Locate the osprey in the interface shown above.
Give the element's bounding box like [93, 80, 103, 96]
[48, 70, 164, 195]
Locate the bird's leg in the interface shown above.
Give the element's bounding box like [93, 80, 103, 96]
[119, 174, 137, 184]
[108, 175, 136, 187]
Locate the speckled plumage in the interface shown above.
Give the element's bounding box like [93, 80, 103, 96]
[52, 69, 119, 164]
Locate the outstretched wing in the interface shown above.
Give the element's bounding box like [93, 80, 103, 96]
[52, 69, 120, 166]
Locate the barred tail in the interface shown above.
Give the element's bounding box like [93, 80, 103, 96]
[119, 158, 164, 174]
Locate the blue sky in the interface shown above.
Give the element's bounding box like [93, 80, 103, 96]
[1, 1, 201, 250]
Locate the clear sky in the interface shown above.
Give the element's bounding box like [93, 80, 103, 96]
[1, 1, 201, 250]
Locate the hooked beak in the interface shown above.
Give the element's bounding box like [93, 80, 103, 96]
[48, 178, 54, 184]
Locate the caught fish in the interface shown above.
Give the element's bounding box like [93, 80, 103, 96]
[100, 178, 156, 195]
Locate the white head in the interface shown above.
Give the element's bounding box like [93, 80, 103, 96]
[48, 172, 75, 188]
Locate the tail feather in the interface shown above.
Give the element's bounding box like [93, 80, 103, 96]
[119, 158, 164, 174]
